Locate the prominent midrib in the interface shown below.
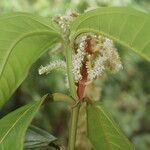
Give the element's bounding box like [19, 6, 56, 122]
[92, 105, 130, 150]
[0, 96, 45, 144]
[98, 106, 132, 149]
[0, 30, 59, 85]
[0, 105, 33, 143]
[98, 106, 122, 135]
[92, 105, 111, 150]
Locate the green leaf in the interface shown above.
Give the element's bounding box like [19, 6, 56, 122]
[0, 95, 49, 150]
[70, 7, 150, 61]
[87, 103, 134, 150]
[0, 13, 61, 108]
[25, 125, 57, 149]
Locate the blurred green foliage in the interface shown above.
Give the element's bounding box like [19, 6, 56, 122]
[0, 0, 149, 150]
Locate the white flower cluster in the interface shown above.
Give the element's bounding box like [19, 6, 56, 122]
[54, 11, 78, 33]
[72, 36, 87, 81]
[38, 60, 66, 75]
[88, 55, 106, 80]
[72, 33, 123, 82]
[102, 38, 123, 72]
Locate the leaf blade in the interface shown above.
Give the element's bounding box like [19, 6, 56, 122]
[87, 103, 134, 150]
[0, 95, 48, 150]
[70, 7, 150, 61]
[0, 13, 61, 108]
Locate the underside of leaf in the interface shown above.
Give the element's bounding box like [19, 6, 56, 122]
[70, 7, 150, 61]
[0, 13, 61, 108]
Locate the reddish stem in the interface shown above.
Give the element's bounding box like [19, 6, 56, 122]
[77, 63, 87, 100]
[85, 36, 92, 54]
[77, 36, 92, 100]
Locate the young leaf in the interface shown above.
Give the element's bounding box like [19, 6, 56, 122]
[0, 13, 61, 108]
[0, 95, 49, 150]
[70, 7, 150, 61]
[87, 103, 134, 150]
[25, 125, 58, 149]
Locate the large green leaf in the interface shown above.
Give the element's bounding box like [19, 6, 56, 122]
[0, 95, 48, 150]
[0, 13, 61, 108]
[87, 103, 134, 150]
[70, 7, 150, 61]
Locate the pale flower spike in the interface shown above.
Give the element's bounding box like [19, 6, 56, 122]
[72, 36, 87, 81]
[72, 33, 123, 82]
[39, 60, 66, 75]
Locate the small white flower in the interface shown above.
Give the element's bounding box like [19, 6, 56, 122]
[103, 38, 114, 49]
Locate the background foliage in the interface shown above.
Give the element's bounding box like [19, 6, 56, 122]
[0, 0, 149, 150]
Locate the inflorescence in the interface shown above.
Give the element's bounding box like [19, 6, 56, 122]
[39, 11, 123, 87]
[72, 33, 123, 82]
[39, 60, 66, 75]
[39, 33, 122, 84]
[54, 10, 79, 33]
